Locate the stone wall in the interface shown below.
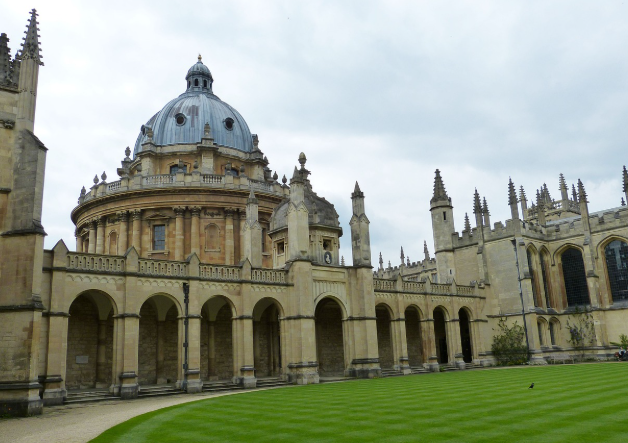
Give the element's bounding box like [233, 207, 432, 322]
[254, 307, 279, 376]
[200, 305, 233, 380]
[163, 307, 178, 382]
[376, 307, 394, 368]
[138, 302, 179, 385]
[315, 301, 345, 376]
[66, 296, 113, 389]
[138, 303, 157, 384]
[405, 309, 422, 367]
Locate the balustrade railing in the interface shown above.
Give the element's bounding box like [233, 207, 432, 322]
[107, 180, 121, 192]
[144, 174, 175, 185]
[373, 279, 396, 291]
[251, 269, 287, 283]
[138, 259, 187, 276]
[250, 179, 272, 192]
[201, 174, 224, 184]
[199, 265, 240, 281]
[67, 253, 126, 272]
[403, 281, 426, 293]
[456, 285, 475, 295]
[431, 283, 452, 294]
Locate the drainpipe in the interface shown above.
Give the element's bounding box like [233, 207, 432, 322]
[182, 282, 190, 391]
[511, 239, 531, 358]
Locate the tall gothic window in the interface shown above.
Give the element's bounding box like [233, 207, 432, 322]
[561, 248, 590, 306]
[605, 240, 628, 303]
[549, 321, 557, 346]
[153, 225, 166, 251]
[540, 252, 552, 309]
[527, 249, 540, 307]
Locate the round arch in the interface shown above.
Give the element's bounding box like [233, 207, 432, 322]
[136, 291, 183, 317]
[433, 306, 449, 364]
[65, 291, 117, 390]
[375, 303, 395, 369]
[597, 235, 628, 305]
[404, 304, 424, 320]
[404, 305, 424, 368]
[252, 297, 284, 377]
[536, 317, 549, 347]
[200, 295, 236, 382]
[315, 297, 347, 377]
[314, 293, 348, 319]
[458, 307, 473, 363]
[200, 294, 237, 320]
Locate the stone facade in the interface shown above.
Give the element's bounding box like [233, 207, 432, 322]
[2, 10, 628, 419]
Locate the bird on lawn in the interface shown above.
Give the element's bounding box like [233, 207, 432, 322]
[529, 383, 535, 389]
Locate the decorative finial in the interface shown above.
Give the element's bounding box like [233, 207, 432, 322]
[473, 189, 482, 214]
[431, 169, 449, 203]
[464, 213, 471, 232]
[273, 171, 278, 181]
[622, 197, 626, 206]
[519, 185, 527, 202]
[379, 252, 383, 268]
[93, 174, 99, 185]
[341, 256, 345, 266]
[508, 178, 517, 205]
[482, 197, 490, 215]
[282, 174, 287, 185]
[298, 152, 307, 169]
[194, 160, 199, 170]
[101, 171, 107, 182]
[400, 246, 405, 264]
[124, 146, 131, 159]
[204, 122, 211, 137]
[198, 54, 202, 62]
[577, 179, 588, 203]
[80, 186, 86, 196]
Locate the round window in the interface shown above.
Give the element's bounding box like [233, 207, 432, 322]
[224, 117, 235, 131]
[175, 113, 186, 126]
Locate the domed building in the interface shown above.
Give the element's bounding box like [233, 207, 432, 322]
[3, 10, 628, 418]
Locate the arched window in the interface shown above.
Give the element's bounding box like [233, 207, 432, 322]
[549, 321, 557, 346]
[605, 240, 628, 303]
[205, 224, 220, 251]
[540, 251, 552, 309]
[203, 79, 208, 88]
[527, 249, 540, 307]
[194, 79, 199, 87]
[537, 321, 544, 346]
[108, 231, 118, 255]
[561, 248, 590, 306]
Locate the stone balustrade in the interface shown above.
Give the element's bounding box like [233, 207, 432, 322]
[78, 171, 286, 205]
[139, 259, 187, 277]
[67, 253, 126, 272]
[374, 277, 479, 297]
[199, 264, 241, 281]
[251, 269, 286, 283]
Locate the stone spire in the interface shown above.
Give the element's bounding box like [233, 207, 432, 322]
[379, 252, 383, 270]
[350, 181, 371, 266]
[536, 189, 546, 226]
[623, 166, 628, 204]
[572, 184, 578, 202]
[559, 173, 569, 202]
[463, 213, 471, 232]
[0, 33, 14, 87]
[400, 246, 405, 265]
[508, 178, 519, 220]
[431, 169, 449, 204]
[424, 241, 430, 261]
[473, 189, 483, 227]
[519, 185, 528, 219]
[578, 179, 591, 235]
[577, 179, 587, 203]
[482, 197, 490, 227]
[15, 9, 43, 131]
[18, 9, 43, 65]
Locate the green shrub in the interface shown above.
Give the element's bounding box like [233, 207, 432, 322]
[491, 318, 529, 366]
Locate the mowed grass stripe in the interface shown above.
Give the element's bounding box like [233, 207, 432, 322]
[92, 363, 628, 443]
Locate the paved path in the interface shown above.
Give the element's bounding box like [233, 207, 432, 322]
[0, 389, 260, 443]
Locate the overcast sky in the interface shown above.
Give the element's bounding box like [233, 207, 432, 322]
[3, 1, 628, 269]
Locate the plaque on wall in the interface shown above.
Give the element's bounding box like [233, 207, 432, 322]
[76, 355, 89, 364]
[324, 251, 332, 265]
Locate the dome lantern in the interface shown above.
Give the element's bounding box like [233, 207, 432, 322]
[185, 54, 213, 93]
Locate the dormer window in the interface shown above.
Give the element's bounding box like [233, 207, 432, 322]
[175, 113, 186, 126]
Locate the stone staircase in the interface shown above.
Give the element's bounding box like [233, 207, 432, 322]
[380, 368, 404, 378]
[137, 384, 182, 399]
[64, 388, 119, 405]
[256, 376, 291, 388]
[410, 366, 429, 375]
[202, 380, 244, 394]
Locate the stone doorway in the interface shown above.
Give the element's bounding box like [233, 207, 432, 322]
[315, 298, 345, 376]
[200, 297, 234, 381]
[253, 299, 282, 377]
[459, 308, 473, 363]
[433, 307, 449, 364]
[376, 304, 394, 369]
[138, 295, 179, 385]
[405, 307, 423, 367]
[65, 293, 114, 390]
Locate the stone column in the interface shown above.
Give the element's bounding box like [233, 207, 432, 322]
[118, 211, 128, 253]
[422, 319, 439, 371]
[75, 229, 83, 253]
[88, 220, 97, 253]
[95, 217, 105, 254]
[156, 321, 166, 384]
[208, 321, 216, 378]
[42, 314, 69, 406]
[448, 319, 465, 369]
[190, 206, 201, 256]
[186, 316, 202, 393]
[391, 318, 411, 374]
[96, 320, 108, 387]
[234, 316, 256, 387]
[174, 206, 185, 261]
[224, 208, 235, 265]
[131, 209, 141, 254]
[119, 315, 140, 399]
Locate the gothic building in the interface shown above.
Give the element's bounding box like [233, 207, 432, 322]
[1, 10, 628, 417]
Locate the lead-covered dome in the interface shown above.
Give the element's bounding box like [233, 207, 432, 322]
[133, 56, 254, 156]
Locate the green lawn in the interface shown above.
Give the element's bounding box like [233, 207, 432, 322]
[92, 363, 628, 443]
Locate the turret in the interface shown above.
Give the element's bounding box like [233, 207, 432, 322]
[349, 181, 371, 266]
[287, 154, 310, 261]
[430, 170, 455, 282]
[242, 188, 262, 267]
[15, 9, 43, 132]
